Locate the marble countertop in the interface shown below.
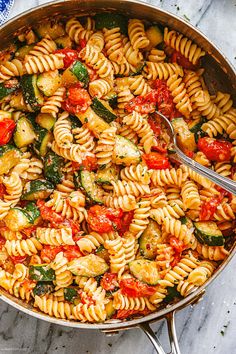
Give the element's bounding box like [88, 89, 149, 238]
[0, 0, 235, 353]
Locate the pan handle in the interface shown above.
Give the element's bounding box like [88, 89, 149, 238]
[139, 310, 180, 354]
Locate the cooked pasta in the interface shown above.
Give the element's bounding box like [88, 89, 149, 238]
[0, 12, 234, 325]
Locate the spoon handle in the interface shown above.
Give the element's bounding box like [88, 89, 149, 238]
[175, 146, 236, 195]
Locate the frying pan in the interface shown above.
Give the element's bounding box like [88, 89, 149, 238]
[0, 1, 235, 353]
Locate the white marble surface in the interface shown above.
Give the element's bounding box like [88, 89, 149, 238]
[0, 0, 236, 353]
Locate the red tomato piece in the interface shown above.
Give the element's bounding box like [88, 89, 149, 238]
[10, 255, 27, 264]
[198, 137, 232, 162]
[169, 237, 185, 253]
[148, 116, 161, 137]
[115, 308, 151, 319]
[41, 245, 63, 263]
[100, 273, 118, 291]
[119, 211, 134, 236]
[21, 279, 36, 291]
[82, 155, 98, 171]
[143, 152, 170, 170]
[37, 200, 65, 225]
[80, 39, 87, 49]
[87, 205, 123, 233]
[199, 197, 222, 221]
[0, 119, 16, 145]
[63, 245, 82, 261]
[54, 48, 79, 68]
[170, 253, 182, 267]
[0, 184, 6, 198]
[171, 50, 197, 70]
[62, 84, 92, 114]
[119, 278, 156, 298]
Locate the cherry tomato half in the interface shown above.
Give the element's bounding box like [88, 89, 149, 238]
[198, 137, 232, 162]
[41, 245, 63, 263]
[119, 278, 156, 298]
[0, 119, 16, 146]
[171, 50, 197, 70]
[55, 48, 79, 68]
[143, 152, 170, 170]
[100, 273, 118, 291]
[62, 84, 92, 114]
[199, 197, 221, 221]
[87, 205, 123, 233]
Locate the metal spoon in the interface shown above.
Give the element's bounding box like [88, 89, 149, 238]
[155, 110, 236, 195]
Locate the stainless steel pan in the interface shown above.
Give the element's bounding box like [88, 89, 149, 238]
[0, 1, 235, 353]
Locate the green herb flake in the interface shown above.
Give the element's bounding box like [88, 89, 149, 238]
[183, 14, 190, 21]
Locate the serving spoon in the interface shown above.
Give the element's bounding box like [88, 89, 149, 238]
[155, 111, 236, 195]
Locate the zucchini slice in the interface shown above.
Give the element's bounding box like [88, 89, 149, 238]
[0, 145, 21, 175]
[0, 80, 18, 101]
[91, 97, 117, 123]
[33, 281, 54, 296]
[145, 25, 163, 50]
[34, 127, 53, 157]
[194, 221, 224, 246]
[21, 180, 54, 201]
[96, 165, 119, 185]
[113, 135, 141, 166]
[21, 74, 44, 111]
[55, 35, 72, 49]
[13, 117, 36, 148]
[68, 254, 109, 277]
[95, 13, 128, 35]
[70, 61, 89, 87]
[15, 44, 34, 60]
[104, 91, 118, 109]
[64, 287, 78, 302]
[129, 259, 160, 285]
[172, 118, 197, 152]
[76, 107, 110, 138]
[139, 220, 161, 260]
[35, 113, 56, 130]
[37, 70, 62, 97]
[35, 20, 65, 39]
[4, 207, 32, 231]
[44, 150, 64, 184]
[24, 202, 41, 224]
[79, 170, 104, 204]
[29, 264, 55, 281]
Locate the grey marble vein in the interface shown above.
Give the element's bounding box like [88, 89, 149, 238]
[1, 0, 236, 353]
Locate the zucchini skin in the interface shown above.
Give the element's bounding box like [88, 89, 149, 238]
[70, 61, 89, 87]
[44, 151, 64, 184]
[0, 145, 21, 175]
[33, 281, 55, 296]
[0, 81, 18, 101]
[94, 13, 128, 35]
[21, 180, 54, 201]
[20, 74, 44, 111]
[194, 221, 224, 246]
[91, 97, 117, 123]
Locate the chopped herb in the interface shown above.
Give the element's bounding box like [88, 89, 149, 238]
[177, 6, 180, 11]
[183, 14, 190, 21]
[84, 118, 88, 123]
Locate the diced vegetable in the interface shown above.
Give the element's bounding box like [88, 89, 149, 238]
[35, 21, 65, 39]
[35, 113, 56, 130]
[94, 13, 128, 34]
[76, 107, 110, 138]
[96, 165, 119, 185]
[0, 145, 21, 175]
[0, 81, 18, 101]
[79, 170, 104, 204]
[24, 202, 41, 224]
[104, 91, 118, 109]
[34, 127, 53, 157]
[194, 221, 224, 246]
[129, 259, 160, 285]
[113, 135, 141, 166]
[21, 74, 44, 111]
[21, 180, 54, 201]
[44, 150, 64, 184]
[15, 44, 34, 60]
[164, 285, 181, 303]
[145, 25, 163, 50]
[37, 70, 62, 96]
[4, 208, 32, 231]
[68, 254, 109, 277]
[172, 118, 197, 152]
[70, 61, 89, 87]
[33, 281, 54, 296]
[91, 97, 117, 123]
[29, 264, 55, 281]
[64, 287, 78, 302]
[55, 35, 72, 48]
[139, 220, 161, 259]
[13, 117, 36, 148]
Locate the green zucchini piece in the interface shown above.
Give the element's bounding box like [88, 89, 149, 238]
[95, 13, 128, 35]
[13, 117, 36, 148]
[55, 35, 72, 49]
[44, 150, 64, 184]
[104, 91, 118, 109]
[0, 145, 21, 175]
[194, 221, 224, 246]
[69, 114, 82, 129]
[21, 180, 54, 201]
[21, 74, 44, 111]
[129, 259, 160, 285]
[37, 70, 62, 96]
[34, 127, 53, 157]
[73, 171, 82, 190]
[139, 220, 161, 260]
[91, 97, 117, 123]
[29, 264, 55, 281]
[35, 113, 56, 130]
[33, 281, 54, 296]
[35, 21, 65, 39]
[15, 44, 34, 60]
[68, 254, 109, 277]
[96, 165, 119, 185]
[105, 300, 116, 318]
[4, 207, 32, 231]
[113, 135, 141, 166]
[76, 107, 110, 138]
[95, 246, 110, 263]
[172, 118, 197, 152]
[79, 170, 104, 204]
[70, 61, 89, 87]
[164, 285, 182, 303]
[64, 287, 78, 302]
[24, 202, 41, 224]
[0, 80, 18, 101]
[145, 25, 163, 50]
